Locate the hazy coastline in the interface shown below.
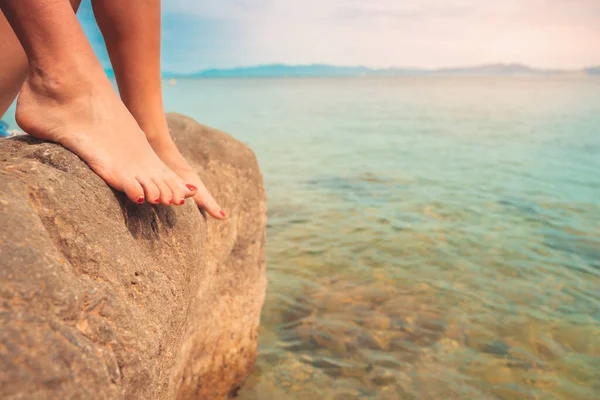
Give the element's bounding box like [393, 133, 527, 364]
[149, 63, 600, 79]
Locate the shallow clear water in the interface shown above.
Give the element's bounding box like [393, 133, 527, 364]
[6, 77, 600, 399]
[161, 77, 600, 399]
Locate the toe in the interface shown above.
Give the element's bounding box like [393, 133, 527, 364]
[183, 181, 198, 198]
[152, 176, 174, 205]
[166, 173, 186, 206]
[194, 184, 226, 219]
[123, 177, 146, 204]
[137, 176, 161, 204]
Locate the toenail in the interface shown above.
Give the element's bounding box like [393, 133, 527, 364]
[154, 197, 161, 203]
[179, 199, 185, 205]
[169, 199, 173, 204]
[186, 184, 198, 191]
[220, 210, 226, 218]
[137, 196, 144, 204]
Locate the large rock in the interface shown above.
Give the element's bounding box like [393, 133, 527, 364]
[0, 114, 267, 399]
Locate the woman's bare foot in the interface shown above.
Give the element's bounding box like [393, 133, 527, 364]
[15, 69, 197, 206]
[0, 0, 197, 205]
[146, 126, 226, 220]
[84, 0, 225, 219]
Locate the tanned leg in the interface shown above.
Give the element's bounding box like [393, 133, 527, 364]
[91, 0, 226, 219]
[0, 10, 27, 117]
[0, 0, 80, 118]
[0, 0, 198, 205]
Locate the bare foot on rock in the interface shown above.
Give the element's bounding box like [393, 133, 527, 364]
[15, 69, 197, 206]
[147, 129, 226, 220]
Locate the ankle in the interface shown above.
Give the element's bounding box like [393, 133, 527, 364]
[131, 112, 170, 142]
[15, 63, 102, 138]
[25, 63, 96, 102]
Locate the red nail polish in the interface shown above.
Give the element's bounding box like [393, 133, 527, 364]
[137, 196, 144, 204]
[220, 210, 226, 218]
[186, 184, 198, 191]
[169, 199, 173, 204]
[154, 197, 161, 203]
[179, 199, 185, 205]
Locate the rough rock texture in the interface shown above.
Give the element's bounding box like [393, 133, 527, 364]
[0, 114, 267, 399]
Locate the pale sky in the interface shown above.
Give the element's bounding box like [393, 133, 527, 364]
[78, 0, 600, 73]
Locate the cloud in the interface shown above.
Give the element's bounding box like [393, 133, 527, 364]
[77, 0, 600, 72]
[332, 0, 477, 20]
[161, 13, 247, 72]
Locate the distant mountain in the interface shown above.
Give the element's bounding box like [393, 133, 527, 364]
[191, 64, 378, 77]
[585, 66, 600, 75]
[104, 63, 600, 78]
[433, 63, 564, 75]
[163, 63, 455, 78]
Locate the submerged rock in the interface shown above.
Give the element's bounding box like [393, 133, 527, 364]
[0, 114, 267, 399]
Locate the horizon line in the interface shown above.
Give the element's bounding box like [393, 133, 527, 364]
[104, 61, 600, 74]
[193, 62, 599, 71]
[100, 62, 600, 77]
[116, 62, 600, 75]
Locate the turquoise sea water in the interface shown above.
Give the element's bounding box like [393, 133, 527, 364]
[5, 77, 600, 399]
[161, 77, 600, 399]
